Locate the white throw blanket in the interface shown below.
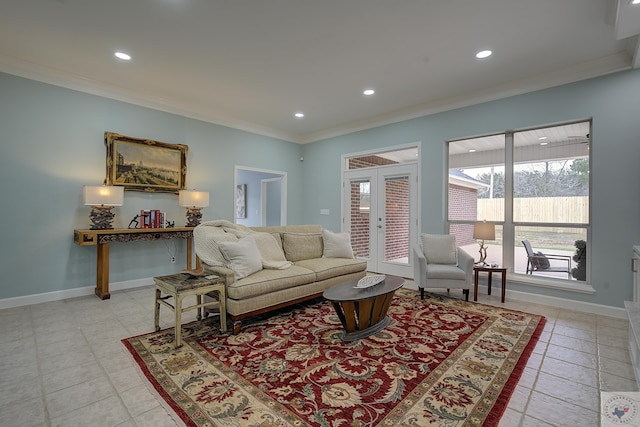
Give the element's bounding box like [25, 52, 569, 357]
[194, 220, 291, 270]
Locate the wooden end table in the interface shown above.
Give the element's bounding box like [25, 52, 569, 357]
[323, 275, 404, 341]
[154, 273, 227, 348]
[473, 265, 507, 303]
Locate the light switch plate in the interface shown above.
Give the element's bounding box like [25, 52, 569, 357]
[320, 209, 330, 215]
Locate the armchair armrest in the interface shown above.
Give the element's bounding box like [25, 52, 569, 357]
[456, 249, 474, 284]
[413, 244, 426, 288]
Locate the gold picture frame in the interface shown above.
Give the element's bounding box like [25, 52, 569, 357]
[105, 132, 188, 193]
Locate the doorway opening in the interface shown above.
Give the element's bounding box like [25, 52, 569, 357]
[235, 166, 287, 227]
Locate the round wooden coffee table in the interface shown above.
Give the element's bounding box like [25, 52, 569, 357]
[323, 275, 404, 341]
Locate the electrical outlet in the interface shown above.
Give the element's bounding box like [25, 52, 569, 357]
[171, 256, 176, 263]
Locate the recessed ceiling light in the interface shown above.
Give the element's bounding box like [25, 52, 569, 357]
[632, 0, 640, 5]
[475, 50, 492, 59]
[294, 112, 304, 119]
[363, 89, 375, 96]
[538, 136, 548, 140]
[539, 142, 548, 146]
[468, 149, 476, 153]
[114, 51, 131, 61]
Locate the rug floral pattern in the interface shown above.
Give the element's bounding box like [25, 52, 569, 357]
[123, 289, 545, 426]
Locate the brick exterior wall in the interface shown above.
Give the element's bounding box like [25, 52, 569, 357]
[448, 184, 477, 246]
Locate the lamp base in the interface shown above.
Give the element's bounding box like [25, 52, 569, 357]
[89, 206, 116, 230]
[478, 241, 488, 264]
[185, 207, 203, 227]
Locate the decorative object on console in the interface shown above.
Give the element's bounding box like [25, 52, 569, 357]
[179, 190, 209, 227]
[82, 185, 124, 229]
[473, 220, 495, 265]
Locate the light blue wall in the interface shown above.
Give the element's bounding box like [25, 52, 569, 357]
[301, 69, 640, 308]
[2, 69, 640, 309]
[0, 73, 303, 299]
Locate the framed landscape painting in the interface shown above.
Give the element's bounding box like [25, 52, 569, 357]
[104, 132, 188, 193]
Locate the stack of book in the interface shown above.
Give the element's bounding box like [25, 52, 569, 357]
[140, 210, 166, 228]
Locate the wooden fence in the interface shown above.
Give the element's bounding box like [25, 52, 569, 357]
[478, 196, 588, 224]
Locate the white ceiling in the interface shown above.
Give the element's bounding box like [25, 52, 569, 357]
[1, 1, 638, 144]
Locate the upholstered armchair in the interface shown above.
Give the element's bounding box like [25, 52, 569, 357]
[413, 234, 474, 301]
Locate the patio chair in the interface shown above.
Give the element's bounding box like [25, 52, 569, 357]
[522, 240, 571, 279]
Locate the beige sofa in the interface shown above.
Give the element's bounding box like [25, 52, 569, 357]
[194, 221, 367, 333]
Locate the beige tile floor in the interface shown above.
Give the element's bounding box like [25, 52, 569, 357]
[0, 280, 636, 426]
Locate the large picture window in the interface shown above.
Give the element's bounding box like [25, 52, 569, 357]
[447, 120, 590, 287]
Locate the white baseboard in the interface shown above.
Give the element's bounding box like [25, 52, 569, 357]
[480, 284, 627, 319]
[0, 277, 154, 310]
[0, 278, 628, 320]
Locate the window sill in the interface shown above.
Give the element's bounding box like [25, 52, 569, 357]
[508, 273, 595, 294]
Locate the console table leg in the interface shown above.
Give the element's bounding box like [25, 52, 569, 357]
[95, 242, 111, 300]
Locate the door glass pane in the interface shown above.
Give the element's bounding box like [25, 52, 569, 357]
[384, 175, 409, 264]
[349, 179, 370, 258]
[515, 225, 587, 280]
[513, 122, 590, 223]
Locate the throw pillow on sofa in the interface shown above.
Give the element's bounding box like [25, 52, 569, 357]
[250, 231, 292, 269]
[218, 234, 263, 280]
[322, 229, 354, 259]
[282, 233, 323, 262]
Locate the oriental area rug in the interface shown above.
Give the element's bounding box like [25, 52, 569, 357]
[122, 289, 545, 427]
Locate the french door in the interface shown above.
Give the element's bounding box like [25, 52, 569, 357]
[343, 163, 418, 277]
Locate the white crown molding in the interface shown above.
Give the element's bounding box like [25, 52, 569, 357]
[299, 53, 632, 144]
[0, 52, 631, 145]
[0, 54, 300, 143]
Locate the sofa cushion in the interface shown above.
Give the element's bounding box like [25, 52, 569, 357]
[250, 231, 292, 269]
[226, 265, 316, 300]
[218, 235, 263, 280]
[421, 234, 457, 265]
[322, 229, 354, 259]
[282, 233, 323, 262]
[294, 258, 367, 282]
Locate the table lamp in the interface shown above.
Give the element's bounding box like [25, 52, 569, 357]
[473, 220, 495, 265]
[179, 190, 209, 227]
[83, 185, 124, 229]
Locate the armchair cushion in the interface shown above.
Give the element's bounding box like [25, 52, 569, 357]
[421, 234, 457, 265]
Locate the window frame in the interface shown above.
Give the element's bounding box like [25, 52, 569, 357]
[446, 120, 594, 294]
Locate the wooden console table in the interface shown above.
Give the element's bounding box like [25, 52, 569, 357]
[74, 227, 195, 300]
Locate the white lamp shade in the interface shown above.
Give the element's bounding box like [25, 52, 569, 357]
[83, 185, 124, 206]
[179, 190, 209, 208]
[473, 221, 495, 240]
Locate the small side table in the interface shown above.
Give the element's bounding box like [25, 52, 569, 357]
[473, 265, 507, 303]
[154, 273, 227, 348]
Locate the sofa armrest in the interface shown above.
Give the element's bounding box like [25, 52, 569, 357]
[202, 264, 235, 285]
[413, 244, 426, 288]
